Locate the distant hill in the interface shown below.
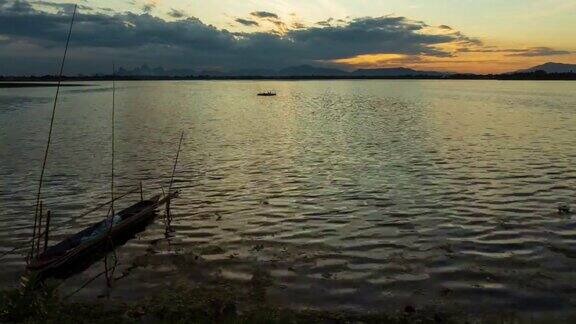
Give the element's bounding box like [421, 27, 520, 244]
[116, 64, 447, 77]
[229, 68, 276, 77]
[516, 62, 576, 74]
[117, 64, 194, 77]
[277, 65, 349, 76]
[197, 70, 226, 77]
[351, 67, 446, 77]
[277, 65, 446, 77]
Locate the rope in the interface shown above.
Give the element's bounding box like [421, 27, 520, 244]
[76, 187, 139, 219]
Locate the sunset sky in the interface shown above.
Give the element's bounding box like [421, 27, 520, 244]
[1, 0, 575, 74]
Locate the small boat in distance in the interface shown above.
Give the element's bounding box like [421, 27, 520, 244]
[27, 192, 178, 279]
[257, 91, 277, 96]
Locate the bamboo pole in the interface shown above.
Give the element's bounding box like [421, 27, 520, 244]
[104, 64, 118, 288]
[168, 131, 184, 194]
[166, 198, 171, 225]
[43, 211, 51, 253]
[29, 5, 77, 264]
[110, 63, 116, 220]
[36, 201, 43, 258]
[105, 66, 114, 288]
[166, 132, 184, 226]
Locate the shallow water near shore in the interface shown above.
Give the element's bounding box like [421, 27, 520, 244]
[2, 80, 576, 316]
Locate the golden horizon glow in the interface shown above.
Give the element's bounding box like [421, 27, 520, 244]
[330, 52, 576, 74]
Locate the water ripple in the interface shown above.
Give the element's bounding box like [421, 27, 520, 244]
[1, 80, 576, 316]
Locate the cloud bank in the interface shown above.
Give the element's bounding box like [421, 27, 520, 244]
[0, 0, 571, 75]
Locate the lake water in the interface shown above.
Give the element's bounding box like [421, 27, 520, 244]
[1, 80, 576, 316]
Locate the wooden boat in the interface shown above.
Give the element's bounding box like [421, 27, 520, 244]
[257, 91, 277, 96]
[20, 8, 186, 282]
[27, 192, 177, 279]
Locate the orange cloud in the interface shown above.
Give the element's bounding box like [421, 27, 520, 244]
[333, 53, 409, 66]
[330, 49, 576, 74]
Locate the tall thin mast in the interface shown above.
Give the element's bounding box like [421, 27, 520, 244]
[29, 5, 77, 262]
[111, 64, 115, 215]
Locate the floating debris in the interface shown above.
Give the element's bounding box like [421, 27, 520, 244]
[257, 91, 276, 97]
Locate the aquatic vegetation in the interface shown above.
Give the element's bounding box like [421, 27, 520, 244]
[1, 278, 443, 323]
[0, 282, 59, 322]
[0, 275, 123, 323]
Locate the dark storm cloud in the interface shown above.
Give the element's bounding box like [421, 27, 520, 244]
[30, 1, 92, 13]
[235, 18, 259, 27]
[250, 11, 279, 20]
[1, 0, 32, 13]
[142, 2, 155, 14]
[289, 17, 455, 59]
[438, 24, 452, 30]
[0, 3, 231, 49]
[0, 0, 467, 74]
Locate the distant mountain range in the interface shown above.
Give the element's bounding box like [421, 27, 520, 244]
[277, 65, 349, 76]
[116, 64, 450, 77]
[116, 65, 192, 77]
[516, 62, 576, 74]
[113, 62, 575, 78]
[351, 67, 445, 77]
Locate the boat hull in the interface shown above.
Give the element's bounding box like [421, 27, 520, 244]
[27, 193, 175, 280]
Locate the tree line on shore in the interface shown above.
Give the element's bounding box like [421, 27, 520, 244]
[1, 70, 576, 81]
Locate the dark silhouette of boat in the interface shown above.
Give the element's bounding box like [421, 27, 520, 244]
[257, 91, 276, 96]
[27, 192, 177, 279]
[19, 6, 186, 282]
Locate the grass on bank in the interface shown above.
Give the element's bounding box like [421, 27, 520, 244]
[1, 274, 571, 323]
[0, 278, 457, 324]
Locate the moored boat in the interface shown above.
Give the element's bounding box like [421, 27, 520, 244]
[27, 192, 177, 279]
